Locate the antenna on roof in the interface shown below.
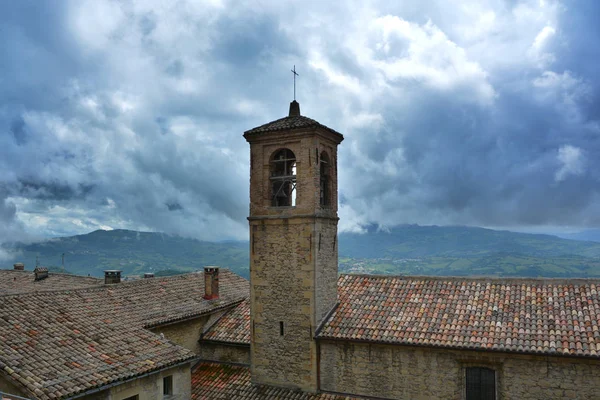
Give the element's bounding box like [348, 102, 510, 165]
[36, 255, 39, 268]
[62, 253, 65, 273]
[291, 65, 299, 101]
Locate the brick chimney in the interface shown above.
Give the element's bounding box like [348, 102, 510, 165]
[203, 267, 219, 300]
[143, 272, 155, 279]
[13, 263, 24, 271]
[104, 270, 122, 284]
[34, 267, 48, 281]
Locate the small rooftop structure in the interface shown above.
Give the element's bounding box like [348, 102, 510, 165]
[33, 266, 48, 281]
[104, 269, 122, 284]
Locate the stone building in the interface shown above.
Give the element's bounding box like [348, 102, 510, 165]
[0, 267, 248, 399]
[2, 101, 600, 399]
[191, 100, 600, 399]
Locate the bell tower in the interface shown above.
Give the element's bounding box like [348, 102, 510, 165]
[244, 100, 343, 392]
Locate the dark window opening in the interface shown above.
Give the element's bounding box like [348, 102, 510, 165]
[466, 367, 496, 400]
[124, 396, 139, 400]
[163, 375, 173, 395]
[279, 321, 284, 336]
[270, 149, 296, 207]
[320, 151, 330, 206]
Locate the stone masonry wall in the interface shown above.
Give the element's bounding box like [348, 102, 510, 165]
[319, 340, 600, 399]
[315, 219, 338, 324]
[108, 363, 191, 400]
[74, 363, 191, 400]
[199, 342, 250, 365]
[150, 315, 211, 355]
[250, 218, 318, 391]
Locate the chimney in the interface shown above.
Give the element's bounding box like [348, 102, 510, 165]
[34, 267, 48, 281]
[203, 267, 219, 300]
[289, 100, 301, 117]
[13, 263, 24, 271]
[104, 270, 122, 284]
[144, 272, 155, 279]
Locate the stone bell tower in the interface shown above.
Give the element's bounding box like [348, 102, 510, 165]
[244, 100, 343, 392]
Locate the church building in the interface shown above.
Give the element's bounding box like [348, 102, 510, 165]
[1, 99, 600, 399]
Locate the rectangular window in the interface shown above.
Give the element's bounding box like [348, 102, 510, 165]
[123, 396, 139, 400]
[163, 375, 173, 396]
[279, 321, 284, 336]
[466, 367, 495, 400]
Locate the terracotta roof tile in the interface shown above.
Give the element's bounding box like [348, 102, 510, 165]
[0, 269, 249, 399]
[0, 270, 102, 295]
[191, 362, 360, 399]
[317, 275, 600, 358]
[202, 298, 250, 344]
[244, 115, 343, 138]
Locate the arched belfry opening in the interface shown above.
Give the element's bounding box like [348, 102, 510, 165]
[320, 151, 331, 207]
[270, 148, 296, 207]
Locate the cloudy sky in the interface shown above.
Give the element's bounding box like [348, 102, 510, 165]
[1, 0, 599, 250]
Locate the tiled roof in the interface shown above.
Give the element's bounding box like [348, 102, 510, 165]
[0, 294, 195, 400]
[191, 362, 360, 399]
[0, 269, 103, 295]
[0, 269, 249, 399]
[244, 115, 343, 138]
[318, 275, 600, 358]
[62, 269, 249, 328]
[202, 298, 250, 344]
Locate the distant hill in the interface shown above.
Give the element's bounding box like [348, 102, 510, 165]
[1, 229, 249, 278]
[555, 229, 600, 243]
[338, 225, 600, 278]
[338, 225, 600, 259]
[3, 225, 600, 279]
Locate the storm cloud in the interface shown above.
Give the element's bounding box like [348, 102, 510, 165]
[0, 0, 599, 244]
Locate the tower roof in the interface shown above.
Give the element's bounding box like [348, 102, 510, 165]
[243, 101, 343, 140]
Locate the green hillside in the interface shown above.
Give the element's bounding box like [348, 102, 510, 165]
[3, 225, 600, 279]
[338, 225, 600, 259]
[3, 229, 249, 278]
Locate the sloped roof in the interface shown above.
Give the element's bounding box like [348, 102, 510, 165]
[0, 269, 249, 399]
[0, 269, 102, 295]
[318, 275, 600, 358]
[191, 362, 360, 399]
[202, 298, 250, 344]
[244, 115, 343, 139]
[200, 274, 600, 359]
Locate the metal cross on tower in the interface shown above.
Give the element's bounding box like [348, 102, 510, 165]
[291, 65, 299, 101]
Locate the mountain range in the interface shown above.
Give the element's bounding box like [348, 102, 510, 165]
[2, 225, 600, 279]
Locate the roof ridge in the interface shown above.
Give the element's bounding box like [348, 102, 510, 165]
[341, 273, 600, 284]
[199, 298, 246, 338]
[0, 269, 239, 299]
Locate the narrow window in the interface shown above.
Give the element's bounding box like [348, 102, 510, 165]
[466, 367, 495, 400]
[123, 396, 139, 400]
[270, 149, 297, 207]
[320, 151, 330, 206]
[163, 375, 173, 396]
[279, 321, 284, 336]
